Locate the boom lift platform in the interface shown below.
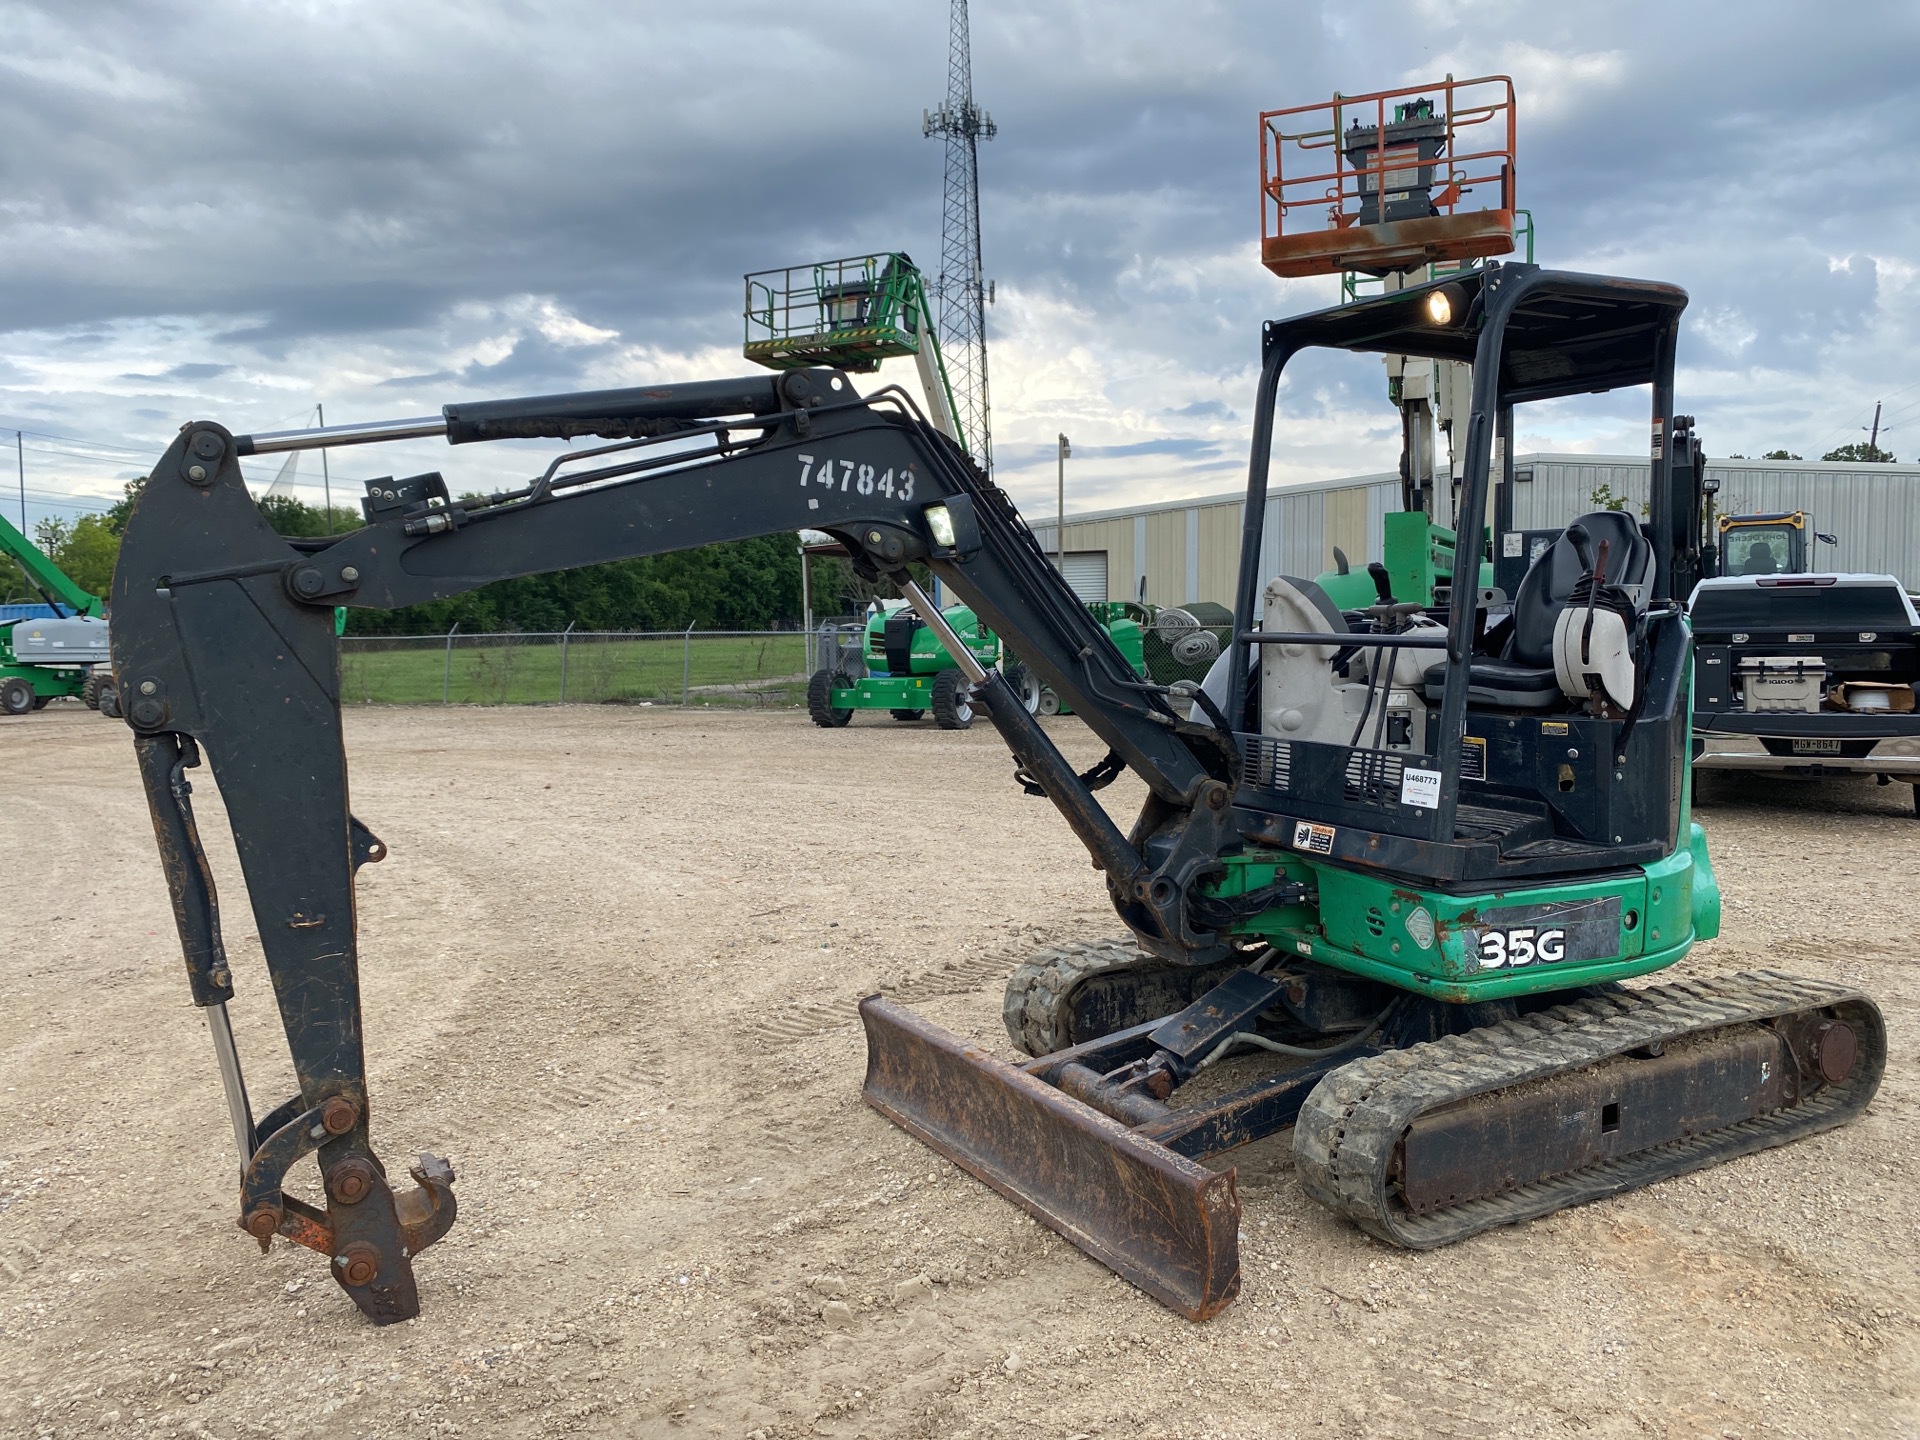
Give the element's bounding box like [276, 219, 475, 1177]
[1259, 75, 1517, 280]
[111, 264, 1882, 1326]
[744, 252, 965, 447]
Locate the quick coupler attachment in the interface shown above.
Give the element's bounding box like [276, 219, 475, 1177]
[135, 732, 458, 1324]
[239, 1092, 459, 1324]
[859, 995, 1241, 1320]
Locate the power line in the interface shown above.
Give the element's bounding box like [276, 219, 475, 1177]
[5, 426, 157, 457]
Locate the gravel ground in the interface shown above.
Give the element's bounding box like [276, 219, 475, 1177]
[1, 704, 1915, 1440]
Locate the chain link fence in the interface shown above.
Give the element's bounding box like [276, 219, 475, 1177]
[338, 630, 813, 706]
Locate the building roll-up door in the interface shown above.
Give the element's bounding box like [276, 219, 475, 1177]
[1058, 551, 1108, 603]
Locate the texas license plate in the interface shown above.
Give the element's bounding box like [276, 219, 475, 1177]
[1790, 739, 1843, 755]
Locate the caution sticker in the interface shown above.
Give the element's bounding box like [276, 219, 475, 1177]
[1291, 820, 1336, 855]
[1460, 734, 1487, 781]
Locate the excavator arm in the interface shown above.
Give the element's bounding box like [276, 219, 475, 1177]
[109, 367, 1239, 1322]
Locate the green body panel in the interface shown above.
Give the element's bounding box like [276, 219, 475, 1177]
[1314, 567, 1383, 610]
[0, 661, 85, 700]
[1081, 606, 1147, 676]
[1312, 511, 1493, 610]
[862, 603, 999, 678]
[1207, 828, 1716, 1003]
[830, 673, 938, 711]
[1023, 604, 1148, 716]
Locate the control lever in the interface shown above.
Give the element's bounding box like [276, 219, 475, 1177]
[1366, 561, 1395, 605]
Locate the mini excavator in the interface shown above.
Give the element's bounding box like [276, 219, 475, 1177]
[111, 264, 1883, 1324]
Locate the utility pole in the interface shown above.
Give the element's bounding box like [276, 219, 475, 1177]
[1056, 434, 1070, 570]
[924, 0, 995, 472]
[15, 431, 23, 531]
[1868, 401, 1883, 454]
[316, 402, 334, 526]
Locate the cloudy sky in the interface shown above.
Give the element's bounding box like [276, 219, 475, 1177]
[3, 0, 1918, 539]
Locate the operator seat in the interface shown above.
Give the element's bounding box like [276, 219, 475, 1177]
[1423, 511, 1654, 708]
[1740, 541, 1778, 576]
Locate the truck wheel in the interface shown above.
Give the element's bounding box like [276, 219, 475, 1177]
[931, 668, 974, 730]
[31, 694, 50, 709]
[806, 669, 853, 728]
[1002, 663, 1042, 715]
[81, 671, 103, 709]
[96, 682, 122, 719]
[889, 709, 921, 721]
[1, 677, 35, 715]
[1038, 687, 1062, 716]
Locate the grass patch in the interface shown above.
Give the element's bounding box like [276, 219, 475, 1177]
[339, 634, 811, 706]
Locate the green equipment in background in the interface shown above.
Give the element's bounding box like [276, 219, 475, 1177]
[1314, 511, 1497, 613]
[808, 601, 1008, 730]
[0, 509, 118, 717]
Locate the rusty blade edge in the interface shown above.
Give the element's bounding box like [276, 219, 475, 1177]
[857, 995, 1240, 1322]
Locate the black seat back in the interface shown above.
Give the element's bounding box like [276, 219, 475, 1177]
[1508, 511, 1653, 666]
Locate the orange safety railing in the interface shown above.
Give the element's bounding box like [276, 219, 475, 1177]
[1258, 75, 1517, 279]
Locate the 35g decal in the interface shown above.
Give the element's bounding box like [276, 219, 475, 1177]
[1477, 926, 1568, 969]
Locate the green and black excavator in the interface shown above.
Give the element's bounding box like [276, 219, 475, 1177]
[110, 263, 1883, 1325]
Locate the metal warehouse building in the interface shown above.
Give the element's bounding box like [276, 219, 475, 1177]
[1029, 456, 1920, 607]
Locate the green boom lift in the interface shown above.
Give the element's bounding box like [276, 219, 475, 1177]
[0, 509, 118, 717]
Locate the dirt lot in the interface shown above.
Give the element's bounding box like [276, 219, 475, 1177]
[2, 704, 1915, 1440]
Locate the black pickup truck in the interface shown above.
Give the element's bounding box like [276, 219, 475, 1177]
[1689, 574, 1920, 813]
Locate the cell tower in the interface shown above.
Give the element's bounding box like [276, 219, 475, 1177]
[923, 0, 995, 473]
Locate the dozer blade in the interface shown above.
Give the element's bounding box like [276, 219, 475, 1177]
[859, 995, 1240, 1320]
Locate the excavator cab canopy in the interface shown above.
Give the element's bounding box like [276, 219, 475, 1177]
[1225, 263, 1698, 884]
[1261, 264, 1689, 403]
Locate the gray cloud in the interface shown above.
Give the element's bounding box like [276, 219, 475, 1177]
[2, 0, 1918, 533]
[118, 362, 231, 382]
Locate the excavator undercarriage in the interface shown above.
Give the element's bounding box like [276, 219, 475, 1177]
[109, 265, 1886, 1324]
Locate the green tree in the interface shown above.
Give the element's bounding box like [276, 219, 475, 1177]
[1821, 441, 1895, 463]
[1763, 449, 1802, 461]
[49, 515, 121, 596]
[256, 494, 365, 537]
[1588, 482, 1649, 517]
[8, 482, 812, 635]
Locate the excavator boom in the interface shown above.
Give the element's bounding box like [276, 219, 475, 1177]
[110, 368, 1239, 1321]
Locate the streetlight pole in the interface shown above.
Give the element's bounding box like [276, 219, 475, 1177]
[316, 402, 333, 527]
[1056, 433, 1070, 571]
[16, 430, 24, 531]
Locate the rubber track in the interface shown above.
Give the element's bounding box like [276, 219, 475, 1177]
[1293, 970, 1886, 1249]
[1001, 938, 1146, 1056]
